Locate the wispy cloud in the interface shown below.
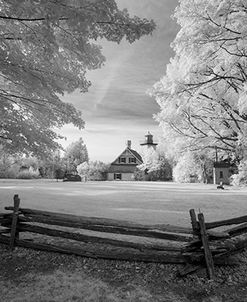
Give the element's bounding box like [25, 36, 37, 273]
[91, 46, 134, 109]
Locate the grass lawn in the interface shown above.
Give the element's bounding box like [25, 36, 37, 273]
[1, 179, 247, 227]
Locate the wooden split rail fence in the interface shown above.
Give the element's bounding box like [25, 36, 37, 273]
[1, 195, 247, 279]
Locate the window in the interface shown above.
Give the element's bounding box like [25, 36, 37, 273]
[219, 171, 223, 178]
[114, 173, 122, 180]
[119, 157, 126, 163]
[129, 157, 136, 163]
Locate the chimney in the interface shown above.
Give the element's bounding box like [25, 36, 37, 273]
[127, 140, 131, 149]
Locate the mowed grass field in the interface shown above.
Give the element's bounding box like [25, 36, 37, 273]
[1, 179, 247, 227]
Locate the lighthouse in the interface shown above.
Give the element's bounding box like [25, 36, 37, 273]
[140, 132, 158, 150]
[139, 132, 158, 180]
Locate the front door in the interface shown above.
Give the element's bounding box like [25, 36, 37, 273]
[114, 173, 122, 180]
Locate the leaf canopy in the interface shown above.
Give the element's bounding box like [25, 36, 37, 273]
[152, 0, 247, 161]
[0, 0, 155, 156]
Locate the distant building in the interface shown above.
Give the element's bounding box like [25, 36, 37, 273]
[107, 140, 143, 181]
[213, 147, 235, 185]
[213, 161, 231, 185]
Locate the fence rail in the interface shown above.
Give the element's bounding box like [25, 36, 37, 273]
[1, 194, 247, 279]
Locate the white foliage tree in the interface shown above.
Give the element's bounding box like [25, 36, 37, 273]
[138, 147, 172, 181]
[138, 147, 160, 173]
[151, 0, 247, 162]
[173, 152, 203, 183]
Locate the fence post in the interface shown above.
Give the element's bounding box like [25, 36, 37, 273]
[9, 194, 20, 250]
[198, 212, 215, 279]
[189, 209, 199, 235]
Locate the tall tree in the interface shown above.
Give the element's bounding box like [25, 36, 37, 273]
[64, 138, 88, 172]
[151, 0, 247, 162]
[0, 0, 155, 156]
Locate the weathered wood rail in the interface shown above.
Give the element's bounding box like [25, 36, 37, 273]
[1, 195, 247, 279]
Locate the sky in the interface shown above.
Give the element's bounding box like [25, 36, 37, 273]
[60, 0, 179, 163]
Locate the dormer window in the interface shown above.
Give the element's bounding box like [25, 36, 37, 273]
[129, 157, 136, 163]
[119, 157, 126, 163]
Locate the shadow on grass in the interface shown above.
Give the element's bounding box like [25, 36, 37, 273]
[0, 270, 188, 302]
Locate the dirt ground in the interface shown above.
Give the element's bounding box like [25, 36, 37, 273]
[1, 242, 247, 302]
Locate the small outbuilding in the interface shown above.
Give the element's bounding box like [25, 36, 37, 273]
[213, 161, 231, 185]
[107, 140, 143, 181]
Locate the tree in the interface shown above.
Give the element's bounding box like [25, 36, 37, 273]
[37, 150, 66, 178]
[138, 147, 160, 174]
[0, 0, 155, 156]
[0, 146, 20, 178]
[64, 138, 88, 172]
[148, 154, 173, 181]
[173, 151, 213, 183]
[173, 152, 202, 183]
[138, 148, 172, 181]
[151, 0, 247, 162]
[231, 159, 247, 186]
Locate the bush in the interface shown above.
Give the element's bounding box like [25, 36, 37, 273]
[17, 167, 40, 179]
[133, 168, 145, 181]
[77, 161, 109, 181]
[0, 165, 19, 178]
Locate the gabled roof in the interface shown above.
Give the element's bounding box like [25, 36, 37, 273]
[128, 148, 143, 163]
[111, 147, 143, 165]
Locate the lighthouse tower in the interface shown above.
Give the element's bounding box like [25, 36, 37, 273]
[140, 132, 158, 150]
